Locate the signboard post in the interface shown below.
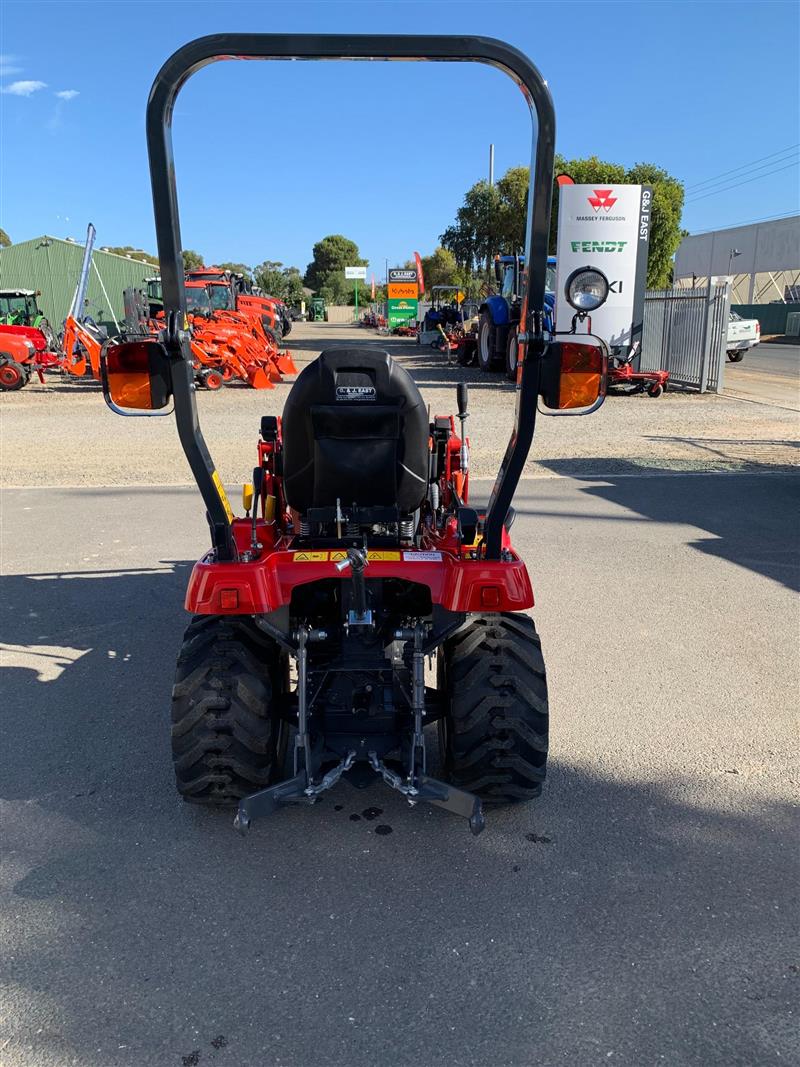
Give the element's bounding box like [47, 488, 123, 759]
[345, 265, 367, 319]
[555, 184, 652, 355]
[386, 268, 419, 330]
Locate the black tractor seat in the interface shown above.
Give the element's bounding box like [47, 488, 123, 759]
[281, 347, 429, 516]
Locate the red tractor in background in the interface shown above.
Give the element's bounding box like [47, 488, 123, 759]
[0, 289, 63, 388]
[0, 286, 112, 390]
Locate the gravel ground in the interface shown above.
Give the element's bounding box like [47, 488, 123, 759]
[1, 321, 798, 489]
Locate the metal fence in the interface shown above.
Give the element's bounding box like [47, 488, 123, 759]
[640, 282, 731, 392]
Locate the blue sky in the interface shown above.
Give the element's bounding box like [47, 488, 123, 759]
[1, 0, 798, 279]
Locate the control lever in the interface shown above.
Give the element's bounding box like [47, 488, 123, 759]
[334, 547, 371, 624]
[456, 382, 469, 475]
[251, 465, 264, 553]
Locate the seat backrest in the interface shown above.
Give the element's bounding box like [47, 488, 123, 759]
[281, 347, 429, 514]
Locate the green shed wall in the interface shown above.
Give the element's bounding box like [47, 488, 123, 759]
[731, 303, 800, 336]
[0, 237, 156, 335]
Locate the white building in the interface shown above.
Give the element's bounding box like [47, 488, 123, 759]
[674, 215, 800, 304]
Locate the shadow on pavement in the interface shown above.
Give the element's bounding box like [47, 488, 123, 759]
[533, 459, 800, 592]
[1, 561, 797, 1066]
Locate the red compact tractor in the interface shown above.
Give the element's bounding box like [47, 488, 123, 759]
[0, 289, 62, 388]
[99, 34, 608, 836]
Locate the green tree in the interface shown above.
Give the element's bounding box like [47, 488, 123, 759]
[304, 234, 366, 302]
[420, 246, 461, 291]
[254, 260, 286, 296]
[495, 166, 530, 254]
[218, 261, 253, 282]
[282, 267, 305, 307]
[254, 261, 306, 305]
[440, 180, 501, 275]
[182, 249, 204, 270]
[0, 228, 11, 247]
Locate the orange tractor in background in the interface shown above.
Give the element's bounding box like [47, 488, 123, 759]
[184, 273, 297, 377]
[131, 277, 297, 390]
[185, 267, 291, 343]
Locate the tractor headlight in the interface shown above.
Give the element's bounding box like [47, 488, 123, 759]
[565, 268, 609, 312]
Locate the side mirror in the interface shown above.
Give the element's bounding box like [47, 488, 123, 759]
[100, 339, 173, 416]
[538, 336, 608, 416]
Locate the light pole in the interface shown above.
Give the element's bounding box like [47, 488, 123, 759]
[728, 248, 741, 276]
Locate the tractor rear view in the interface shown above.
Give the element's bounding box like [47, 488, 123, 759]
[308, 296, 326, 322]
[99, 33, 609, 837]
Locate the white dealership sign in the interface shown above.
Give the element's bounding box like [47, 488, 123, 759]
[555, 183, 651, 353]
[344, 265, 367, 280]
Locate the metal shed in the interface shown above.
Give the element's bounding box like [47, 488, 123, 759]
[0, 236, 157, 334]
[674, 215, 800, 305]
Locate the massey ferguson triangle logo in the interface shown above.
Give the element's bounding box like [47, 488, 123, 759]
[588, 189, 617, 212]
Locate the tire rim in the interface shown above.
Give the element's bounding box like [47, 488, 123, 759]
[508, 336, 518, 374]
[0, 364, 22, 388]
[479, 322, 490, 366]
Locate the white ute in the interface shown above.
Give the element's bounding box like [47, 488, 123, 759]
[727, 310, 760, 362]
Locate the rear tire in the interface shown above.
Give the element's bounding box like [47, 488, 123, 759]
[478, 312, 495, 373]
[439, 613, 548, 804]
[647, 382, 664, 398]
[727, 350, 744, 362]
[0, 360, 28, 391]
[171, 616, 286, 804]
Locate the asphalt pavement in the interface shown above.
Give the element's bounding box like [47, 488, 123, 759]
[2, 473, 798, 1067]
[724, 342, 799, 408]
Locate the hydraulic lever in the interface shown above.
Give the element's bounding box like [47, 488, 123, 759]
[335, 547, 371, 625]
[456, 381, 469, 475]
[250, 465, 264, 553]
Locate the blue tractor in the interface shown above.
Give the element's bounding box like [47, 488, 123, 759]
[478, 255, 556, 379]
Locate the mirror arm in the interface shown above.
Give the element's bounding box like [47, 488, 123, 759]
[484, 314, 545, 559]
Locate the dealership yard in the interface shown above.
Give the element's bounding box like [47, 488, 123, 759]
[2, 322, 799, 1066]
[1, 324, 798, 488]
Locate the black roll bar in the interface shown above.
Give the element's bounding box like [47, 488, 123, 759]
[145, 34, 555, 561]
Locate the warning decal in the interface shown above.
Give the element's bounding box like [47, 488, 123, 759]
[403, 551, 442, 562]
[291, 550, 403, 563]
[211, 470, 234, 523]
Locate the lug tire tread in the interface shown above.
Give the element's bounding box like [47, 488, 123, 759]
[170, 616, 281, 804]
[440, 613, 549, 804]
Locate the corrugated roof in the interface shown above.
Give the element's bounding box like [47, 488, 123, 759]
[0, 235, 158, 333]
